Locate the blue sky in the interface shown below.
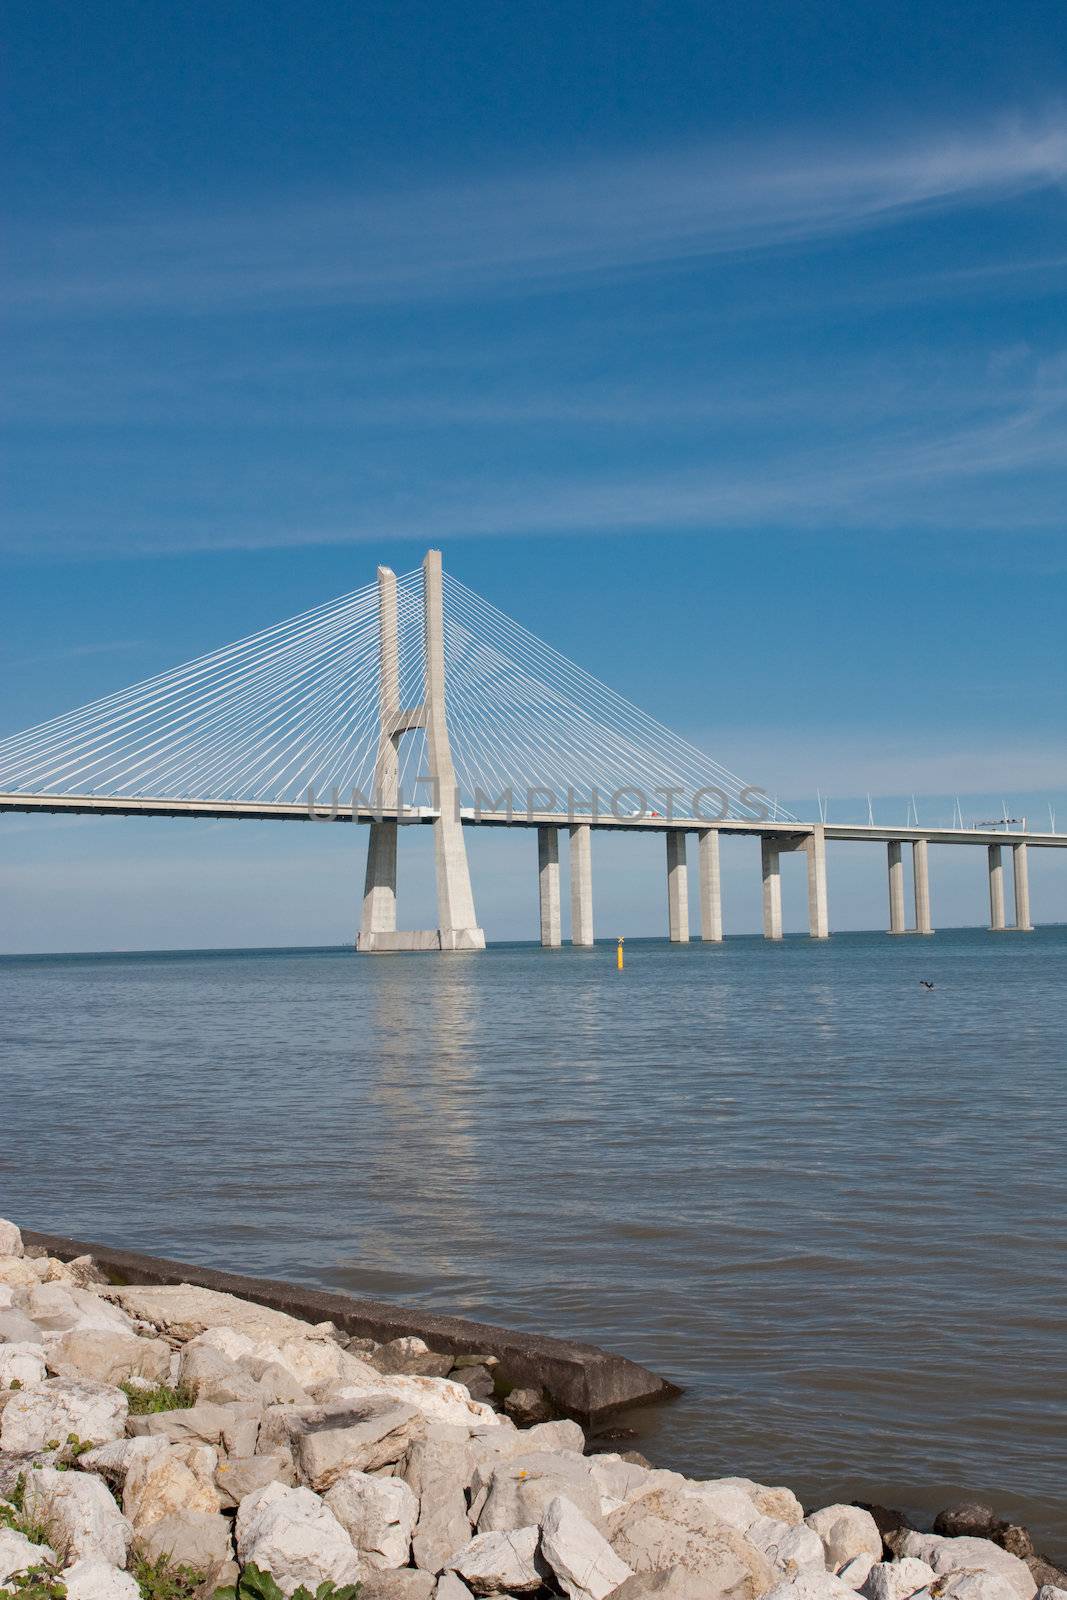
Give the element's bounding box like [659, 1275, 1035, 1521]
[2, 0, 1066, 948]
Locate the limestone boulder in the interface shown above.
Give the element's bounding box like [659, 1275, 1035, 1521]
[357, 1572, 436, 1600]
[763, 1574, 871, 1600]
[540, 1493, 633, 1600]
[587, 1457, 679, 1519]
[0, 1524, 58, 1583]
[215, 1452, 294, 1509]
[369, 1337, 454, 1379]
[60, 1557, 142, 1600]
[336, 1375, 501, 1430]
[746, 1515, 827, 1579]
[861, 1557, 937, 1600]
[689, 1482, 761, 1534]
[1036, 1588, 1067, 1600]
[80, 1437, 172, 1489]
[445, 1526, 545, 1594]
[47, 1330, 171, 1387]
[0, 1342, 47, 1389]
[930, 1573, 1022, 1600]
[178, 1343, 266, 1406]
[898, 1534, 1037, 1600]
[503, 1388, 552, 1427]
[837, 1555, 878, 1590]
[123, 1442, 219, 1530]
[131, 1400, 259, 1454]
[0, 1220, 24, 1258]
[323, 1470, 417, 1569]
[279, 1398, 421, 1490]
[235, 1480, 362, 1595]
[608, 1568, 724, 1600]
[0, 1258, 41, 1290]
[605, 1485, 774, 1600]
[718, 1478, 804, 1527]
[102, 1285, 316, 1344]
[437, 1573, 475, 1600]
[478, 1450, 601, 1534]
[134, 1509, 235, 1576]
[22, 1466, 132, 1566]
[806, 1508, 884, 1570]
[0, 1306, 46, 1345]
[19, 1284, 135, 1340]
[1, 1377, 128, 1451]
[401, 1434, 472, 1572]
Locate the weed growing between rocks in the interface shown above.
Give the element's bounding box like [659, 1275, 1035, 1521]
[120, 1380, 197, 1415]
[215, 1564, 361, 1600]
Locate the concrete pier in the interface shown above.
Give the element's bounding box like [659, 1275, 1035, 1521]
[806, 825, 829, 938]
[358, 566, 401, 950]
[666, 832, 690, 942]
[912, 837, 933, 934]
[537, 825, 562, 947]
[1012, 841, 1033, 931]
[569, 823, 594, 946]
[761, 836, 783, 940]
[988, 844, 1006, 930]
[887, 840, 906, 933]
[697, 828, 723, 942]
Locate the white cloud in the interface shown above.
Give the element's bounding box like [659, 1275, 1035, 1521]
[6, 116, 1067, 314]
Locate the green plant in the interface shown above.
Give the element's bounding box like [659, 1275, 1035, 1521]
[120, 1380, 197, 1416]
[2, 1567, 67, 1600]
[130, 1552, 207, 1600]
[215, 1564, 362, 1600]
[0, 1474, 53, 1549]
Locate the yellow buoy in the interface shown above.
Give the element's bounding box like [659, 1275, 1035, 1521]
[616, 937, 624, 970]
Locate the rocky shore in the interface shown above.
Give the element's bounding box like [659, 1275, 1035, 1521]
[1, 1219, 1063, 1600]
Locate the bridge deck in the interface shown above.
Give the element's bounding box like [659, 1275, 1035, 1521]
[2, 791, 1064, 848]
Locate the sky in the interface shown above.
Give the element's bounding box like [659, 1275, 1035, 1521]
[2, 0, 1066, 949]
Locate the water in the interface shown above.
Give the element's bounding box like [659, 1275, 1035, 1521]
[2, 930, 1065, 1555]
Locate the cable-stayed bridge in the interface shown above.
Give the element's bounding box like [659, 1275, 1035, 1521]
[1, 550, 1063, 948]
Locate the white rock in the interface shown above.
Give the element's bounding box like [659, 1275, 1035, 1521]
[103, 1284, 320, 1343]
[747, 1516, 827, 1579]
[292, 1400, 422, 1490]
[0, 1525, 58, 1582]
[1036, 1588, 1067, 1600]
[932, 1573, 1022, 1600]
[0, 1305, 45, 1344]
[0, 1257, 45, 1289]
[18, 1284, 136, 1341]
[764, 1574, 868, 1600]
[1, 1377, 129, 1451]
[805, 1507, 883, 1569]
[445, 1526, 544, 1594]
[235, 1480, 362, 1596]
[123, 1443, 219, 1530]
[605, 1485, 773, 1600]
[861, 1558, 938, 1600]
[189, 1326, 378, 1394]
[402, 1435, 472, 1573]
[689, 1482, 761, 1534]
[437, 1573, 475, 1600]
[323, 1470, 417, 1569]
[587, 1456, 664, 1518]
[133, 1509, 234, 1575]
[0, 1220, 23, 1258]
[0, 1342, 48, 1388]
[838, 1555, 878, 1589]
[61, 1557, 143, 1600]
[540, 1493, 634, 1600]
[479, 1451, 601, 1535]
[48, 1330, 171, 1387]
[81, 1437, 173, 1486]
[714, 1478, 805, 1526]
[22, 1466, 132, 1566]
[336, 1375, 501, 1429]
[898, 1535, 1036, 1600]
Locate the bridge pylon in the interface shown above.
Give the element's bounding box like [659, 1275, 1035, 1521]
[357, 550, 485, 952]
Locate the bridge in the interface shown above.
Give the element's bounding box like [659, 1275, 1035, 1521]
[2, 550, 1063, 948]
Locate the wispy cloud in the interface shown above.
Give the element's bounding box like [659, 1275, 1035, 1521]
[6, 116, 1067, 315]
[1, 640, 145, 668]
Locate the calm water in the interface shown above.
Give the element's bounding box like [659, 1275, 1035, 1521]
[2, 931, 1065, 1553]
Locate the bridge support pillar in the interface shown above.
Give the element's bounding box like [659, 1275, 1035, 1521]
[569, 823, 594, 946]
[666, 832, 690, 942]
[913, 838, 933, 934]
[887, 841, 906, 933]
[988, 844, 1006, 930]
[806, 826, 829, 938]
[761, 836, 783, 940]
[698, 828, 723, 942]
[1012, 841, 1033, 931]
[538, 826, 562, 947]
